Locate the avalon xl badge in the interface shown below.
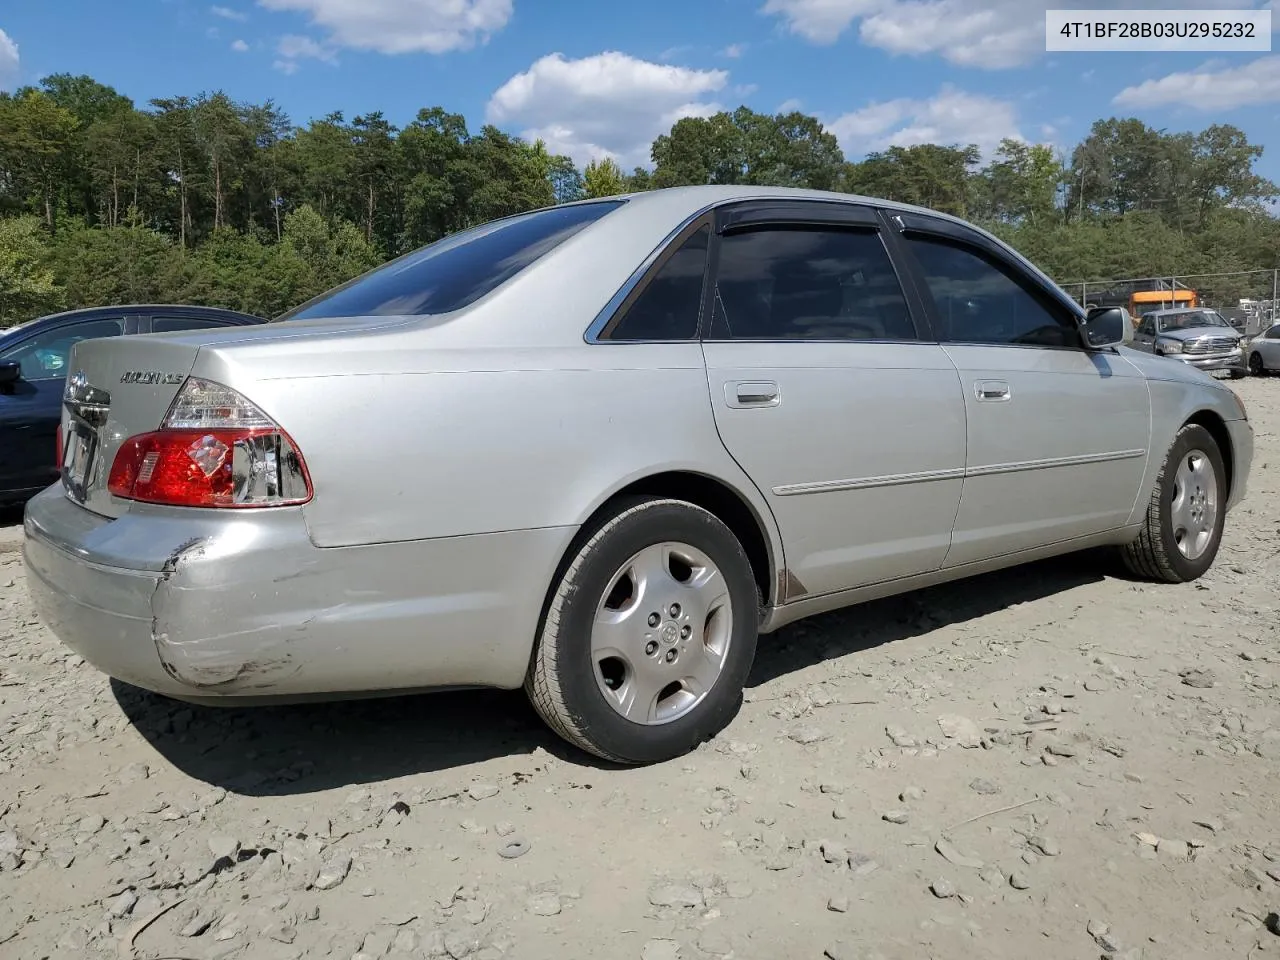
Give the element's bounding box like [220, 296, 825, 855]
[120, 371, 186, 385]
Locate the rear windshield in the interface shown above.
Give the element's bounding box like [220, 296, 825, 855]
[278, 200, 625, 321]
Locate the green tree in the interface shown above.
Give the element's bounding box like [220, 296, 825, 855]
[583, 157, 627, 198]
[0, 90, 80, 230]
[0, 216, 61, 325]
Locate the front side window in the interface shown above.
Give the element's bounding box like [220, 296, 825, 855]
[1266, 324, 1280, 340]
[709, 226, 915, 341]
[904, 236, 1078, 348]
[0, 319, 125, 380]
[1138, 316, 1156, 337]
[606, 225, 709, 340]
[283, 200, 625, 321]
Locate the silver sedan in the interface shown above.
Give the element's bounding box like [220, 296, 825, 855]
[24, 186, 1254, 764]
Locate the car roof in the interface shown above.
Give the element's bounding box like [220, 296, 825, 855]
[25, 304, 264, 323]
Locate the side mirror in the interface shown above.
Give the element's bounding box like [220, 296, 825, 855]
[0, 360, 20, 393]
[1080, 307, 1132, 349]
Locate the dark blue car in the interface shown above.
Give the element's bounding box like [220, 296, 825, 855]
[0, 304, 265, 506]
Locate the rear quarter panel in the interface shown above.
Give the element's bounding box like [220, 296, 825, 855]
[204, 340, 783, 567]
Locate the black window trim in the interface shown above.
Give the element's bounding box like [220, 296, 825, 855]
[700, 199, 928, 345]
[147, 314, 237, 333]
[890, 213, 1090, 354]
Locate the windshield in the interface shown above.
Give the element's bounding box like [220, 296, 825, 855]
[278, 200, 625, 322]
[1158, 310, 1230, 332]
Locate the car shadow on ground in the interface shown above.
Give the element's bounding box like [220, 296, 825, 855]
[110, 550, 1110, 797]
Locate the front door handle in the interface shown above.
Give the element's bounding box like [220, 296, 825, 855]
[975, 380, 1011, 402]
[726, 381, 780, 408]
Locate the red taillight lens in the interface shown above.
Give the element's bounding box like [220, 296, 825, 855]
[55, 423, 64, 471]
[107, 377, 312, 509]
[108, 427, 311, 508]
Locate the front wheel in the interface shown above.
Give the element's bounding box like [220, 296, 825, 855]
[1120, 424, 1227, 583]
[1248, 352, 1266, 376]
[526, 497, 760, 764]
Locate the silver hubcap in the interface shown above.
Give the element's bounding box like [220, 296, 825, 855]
[591, 541, 733, 725]
[1171, 449, 1218, 561]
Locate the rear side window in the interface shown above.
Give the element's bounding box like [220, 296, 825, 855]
[606, 226, 710, 341]
[282, 201, 624, 321]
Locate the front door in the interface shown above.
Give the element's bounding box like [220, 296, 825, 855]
[891, 219, 1151, 567]
[700, 201, 968, 599]
[1132, 313, 1158, 353]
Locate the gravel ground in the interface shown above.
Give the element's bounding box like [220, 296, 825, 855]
[2, 378, 1279, 960]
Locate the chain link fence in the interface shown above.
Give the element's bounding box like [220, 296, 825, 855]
[1062, 269, 1278, 334]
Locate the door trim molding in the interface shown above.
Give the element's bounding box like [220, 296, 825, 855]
[772, 448, 1146, 497]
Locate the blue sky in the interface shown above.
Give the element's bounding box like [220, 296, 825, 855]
[1, 0, 1278, 180]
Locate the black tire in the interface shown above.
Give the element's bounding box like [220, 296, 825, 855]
[1120, 423, 1227, 583]
[1248, 352, 1266, 376]
[1228, 367, 1246, 380]
[526, 496, 759, 764]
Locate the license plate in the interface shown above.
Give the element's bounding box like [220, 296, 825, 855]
[62, 420, 97, 502]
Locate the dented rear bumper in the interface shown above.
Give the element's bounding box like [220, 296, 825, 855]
[22, 486, 569, 702]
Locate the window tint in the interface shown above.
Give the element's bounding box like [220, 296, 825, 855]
[283, 201, 624, 321]
[1267, 325, 1280, 340]
[1138, 316, 1156, 336]
[607, 226, 709, 340]
[710, 227, 915, 341]
[152, 317, 228, 333]
[0, 319, 124, 380]
[905, 237, 1077, 348]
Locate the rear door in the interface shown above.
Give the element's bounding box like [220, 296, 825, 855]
[889, 214, 1150, 567]
[0, 315, 132, 499]
[700, 200, 967, 600]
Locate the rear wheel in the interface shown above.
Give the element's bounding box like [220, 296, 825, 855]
[1121, 424, 1226, 583]
[1248, 351, 1266, 376]
[526, 497, 760, 764]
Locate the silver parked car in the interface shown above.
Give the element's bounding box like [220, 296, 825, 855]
[1246, 322, 1280, 375]
[24, 186, 1254, 764]
[1131, 306, 1247, 378]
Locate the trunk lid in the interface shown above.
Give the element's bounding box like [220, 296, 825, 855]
[60, 335, 203, 518]
[60, 314, 419, 518]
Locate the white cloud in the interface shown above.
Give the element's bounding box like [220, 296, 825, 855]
[762, 0, 1269, 69]
[231, 38, 250, 52]
[486, 52, 729, 167]
[211, 5, 248, 20]
[0, 29, 16, 91]
[828, 85, 1024, 157]
[256, 0, 511, 55]
[777, 97, 805, 112]
[1114, 55, 1280, 109]
[273, 59, 299, 74]
[721, 43, 746, 58]
[277, 33, 334, 60]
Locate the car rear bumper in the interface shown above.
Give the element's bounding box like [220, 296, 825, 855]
[23, 486, 570, 703]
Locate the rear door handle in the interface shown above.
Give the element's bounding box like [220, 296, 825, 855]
[726, 381, 780, 408]
[975, 380, 1011, 402]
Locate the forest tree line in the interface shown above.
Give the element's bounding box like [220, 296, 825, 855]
[1, 73, 1278, 325]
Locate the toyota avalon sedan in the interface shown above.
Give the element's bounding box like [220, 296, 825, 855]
[23, 186, 1253, 765]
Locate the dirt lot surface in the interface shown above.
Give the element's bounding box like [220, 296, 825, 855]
[2, 378, 1279, 960]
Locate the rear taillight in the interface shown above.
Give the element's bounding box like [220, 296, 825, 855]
[107, 378, 311, 508]
[55, 423, 64, 472]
